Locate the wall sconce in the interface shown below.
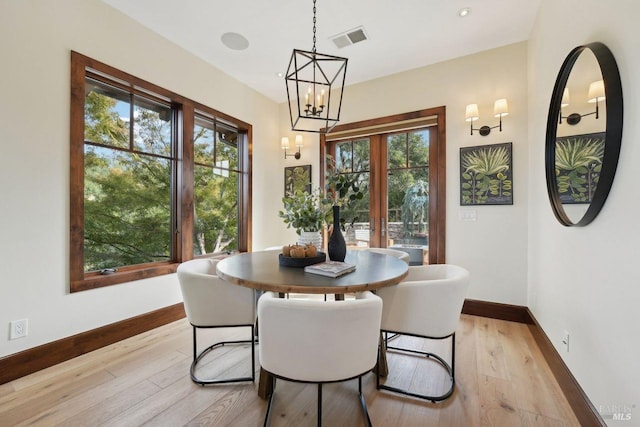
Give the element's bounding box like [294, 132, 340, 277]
[559, 79, 605, 125]
[465, 99, 509, 136]
[281, 134, 303, 159]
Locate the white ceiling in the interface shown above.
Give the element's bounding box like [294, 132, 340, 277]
[103, 0, 541, 103]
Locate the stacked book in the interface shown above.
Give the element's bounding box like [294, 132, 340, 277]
[304, 261, 356, 278]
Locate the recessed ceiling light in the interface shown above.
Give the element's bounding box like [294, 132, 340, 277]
[276, 72, 284, 78]
[458, 7, 471, 18]
[221, 32, 249, 51]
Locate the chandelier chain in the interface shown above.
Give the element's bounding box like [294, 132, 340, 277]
[312, 0, 317, 53]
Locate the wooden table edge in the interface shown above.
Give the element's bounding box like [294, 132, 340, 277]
[217, 268, 409, 295]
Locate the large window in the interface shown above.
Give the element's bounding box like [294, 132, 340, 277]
[70, 52, 251, 292]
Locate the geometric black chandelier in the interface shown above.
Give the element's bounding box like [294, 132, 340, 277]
[285, 0, 348, 133]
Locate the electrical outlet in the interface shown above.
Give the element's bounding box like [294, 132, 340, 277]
[10, 319, 28, 340]
[459, 209, 477, 222]
[562, 330, 569, 352]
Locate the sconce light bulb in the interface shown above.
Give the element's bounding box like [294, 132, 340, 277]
[561, 88, 570, 107]
[587, 80, 605, 103]
[493, 98, 509, 117]
[465, 104, 479, 122]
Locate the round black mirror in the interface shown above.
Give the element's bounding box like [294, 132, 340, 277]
[546, 42, 623, 226]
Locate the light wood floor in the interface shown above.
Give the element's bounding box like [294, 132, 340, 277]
[0, 314, 580, 426]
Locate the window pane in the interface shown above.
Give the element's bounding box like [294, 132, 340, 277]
[408, 130, 429, 167]
[193, 165, 239, 255]
[194, 116, 214, 165]
[341, 172, 370, 246]
[387, 133, 407, 169]
[84, 80, 130, 148]
[215, 125, 239, 172]
[387, 168, 429, 243]
[335, 141, 353, 172]
[353, 138, 370, 171]
[83, 146, 172, 271]
[133, 96, 172, 156]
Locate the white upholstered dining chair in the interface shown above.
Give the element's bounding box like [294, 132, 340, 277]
[258, 291, 382, 427]
[375, 264, 470, 402]
[176, 258, 256, 386]
[364, 247, 411, 264]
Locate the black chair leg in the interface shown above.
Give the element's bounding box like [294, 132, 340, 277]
[263, 375, 373, 427]
[377, 331, 456, 402]
[451, 334, 456, 381]
[263, 378, 276, 427]
[190, 325, 256, 386]
[193, 326, 198, 360]
[358, 376, 373, 427]
[317, 383, 322, 427]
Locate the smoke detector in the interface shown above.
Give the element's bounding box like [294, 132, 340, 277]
[330, 26, 368, 49]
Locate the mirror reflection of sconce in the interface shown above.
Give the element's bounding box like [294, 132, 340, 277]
[465, 99, 509, 136]
[559, 80, 605, 125]
[281, 134, 303, 159]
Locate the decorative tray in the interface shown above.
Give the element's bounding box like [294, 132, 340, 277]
[278, 252, 327, 268]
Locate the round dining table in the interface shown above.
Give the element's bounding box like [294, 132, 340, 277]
[216, 249, 409, 295]
[216, 249, 409, 399]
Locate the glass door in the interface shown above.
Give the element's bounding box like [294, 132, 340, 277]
[322, 106, 446, 266]
[384, 129, 431, 265]
[327, 128, 433, 265]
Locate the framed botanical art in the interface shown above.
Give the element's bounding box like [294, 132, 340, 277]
[284, 165, 312, 197]
[460, 142, 513, 205]
[554, 132, 605, 204]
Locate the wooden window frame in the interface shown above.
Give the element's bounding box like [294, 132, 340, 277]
[70, 51, 252, 292]
[320, 107, 446, 264]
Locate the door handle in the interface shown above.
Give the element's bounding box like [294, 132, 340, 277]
[381, 217, 386, 237]
[370, 216, 375, 233]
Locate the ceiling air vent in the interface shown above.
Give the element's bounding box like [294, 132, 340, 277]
[330, 26, 368, 49]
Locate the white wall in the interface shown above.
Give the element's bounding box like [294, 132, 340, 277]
[528, 0, 640, 422]
[0, 0, 281, 357]
[9, 5, 633, 419]
[280, 42, 530, 305]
